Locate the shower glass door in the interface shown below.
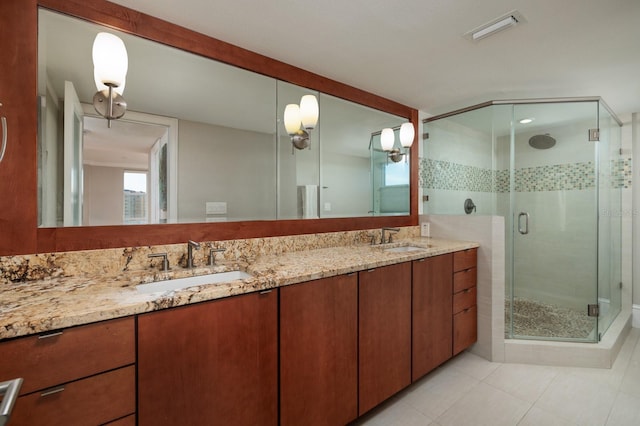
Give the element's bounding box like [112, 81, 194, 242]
[597, 103, 623, 336]
[509, 101, 599, 342]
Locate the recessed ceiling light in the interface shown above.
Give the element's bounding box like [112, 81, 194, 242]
[519, 118, 534, 124]
[464, 10, 526, 41]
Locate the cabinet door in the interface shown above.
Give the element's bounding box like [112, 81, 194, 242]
[0, 0, 37, 255]
[412, 254, 453, 381]
[359, 262, 411, 415]
[137, 291, 278, 426]
[280, 274, 358, 426]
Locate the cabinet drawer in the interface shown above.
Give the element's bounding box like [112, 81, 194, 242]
[9, 365, 135, 426]
[453, 267, 477, 293]
[453, 248, 477, 272]
[0, 317, 135, 395]
[453, 286, 476, 314]
[453, 306, 477, 355]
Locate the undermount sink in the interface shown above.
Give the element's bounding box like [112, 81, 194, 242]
[383, 245, 428, 253]
[136, 270, 253, 294]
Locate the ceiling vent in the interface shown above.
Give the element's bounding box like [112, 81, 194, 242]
[464, 10, 526, 41]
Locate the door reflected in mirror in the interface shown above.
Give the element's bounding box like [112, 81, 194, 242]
[37, 8, 410, 228]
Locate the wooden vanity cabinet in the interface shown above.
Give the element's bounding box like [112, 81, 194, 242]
[453, 248, 478, 355]
[358, 262, 412, 415]
[137, 290, 278, 426]
[280, 274, 358, 426]
[412, 254, 453, 381]
[0, 317, 136, 425]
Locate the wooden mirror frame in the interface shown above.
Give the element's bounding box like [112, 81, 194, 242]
[0, 0, 418, 255]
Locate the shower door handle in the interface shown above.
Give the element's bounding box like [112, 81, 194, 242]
[518, 212, 529, 235]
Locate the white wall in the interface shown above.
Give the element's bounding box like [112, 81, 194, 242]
[321, 153, 370, 217]
[177, 120, 277, 222]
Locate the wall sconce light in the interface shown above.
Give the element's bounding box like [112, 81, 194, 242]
[381, 122, 415, 162]
[284, 94, 319, 153]
[92, 32, 128, 128]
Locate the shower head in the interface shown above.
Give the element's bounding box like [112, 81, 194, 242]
[529, 133, 556, 149]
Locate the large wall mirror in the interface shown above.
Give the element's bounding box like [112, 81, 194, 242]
[37, 8, 411, 228]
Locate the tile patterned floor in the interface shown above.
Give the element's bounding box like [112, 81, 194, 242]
[354, 328, 640, 426]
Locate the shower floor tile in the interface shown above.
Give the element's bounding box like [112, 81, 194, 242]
[505, 297, 594, 339]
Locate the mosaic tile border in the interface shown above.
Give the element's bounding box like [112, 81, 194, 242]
[420, 157, 632, 193]
[419, 158, 493, 192]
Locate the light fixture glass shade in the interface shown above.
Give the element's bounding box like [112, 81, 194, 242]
[299, 95, 319, 130]
[92, 32, 128, 89]
[284, 104, 302, 135]
[399, 122, 415, 148]
[94, 69, 125, 95]
[380, 128, 395, 151]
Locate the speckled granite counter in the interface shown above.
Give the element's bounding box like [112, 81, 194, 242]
[0, 237, 477, 340]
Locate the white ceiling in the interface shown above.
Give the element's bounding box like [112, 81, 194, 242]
[83, 116, 166, 168]
[107, 0, 640, 117]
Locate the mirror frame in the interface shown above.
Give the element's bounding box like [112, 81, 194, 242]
[0, 0, 418, 255]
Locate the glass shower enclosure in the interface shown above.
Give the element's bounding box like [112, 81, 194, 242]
[423, 98, 622, 342]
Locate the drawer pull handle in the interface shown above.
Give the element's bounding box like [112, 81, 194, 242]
[464, 307, 472, 313]
[367, 268, 376, 272]
[259, 290, 272, 295]
[38, 331, 63, 340]
[0, 115, 7, 164]
[464, 288, 472, 294]
[347, 272, 356, 276]
[41, 386, 65, 397]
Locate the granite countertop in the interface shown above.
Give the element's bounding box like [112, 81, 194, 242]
[0, 237, 478, 340]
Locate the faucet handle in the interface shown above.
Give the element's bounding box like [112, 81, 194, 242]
[208, 247, 226, 266]
[148, 253, 169, 271]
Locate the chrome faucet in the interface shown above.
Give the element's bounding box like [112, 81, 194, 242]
[187, 240, 201, 268]
[148, 252, 170, 271]
[381, 227, 400, 244]
[208, 246, 226, 266]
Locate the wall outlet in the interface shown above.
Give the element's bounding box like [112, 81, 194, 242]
[324, 202, 331, 211]
[420, 222, 430, 238]
[206, 201, 227, 215]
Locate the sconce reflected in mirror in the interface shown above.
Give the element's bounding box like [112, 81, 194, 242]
[380, 122, 414, 162]
[284, 94, 319, 153]
[92, 32, 129, 128]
